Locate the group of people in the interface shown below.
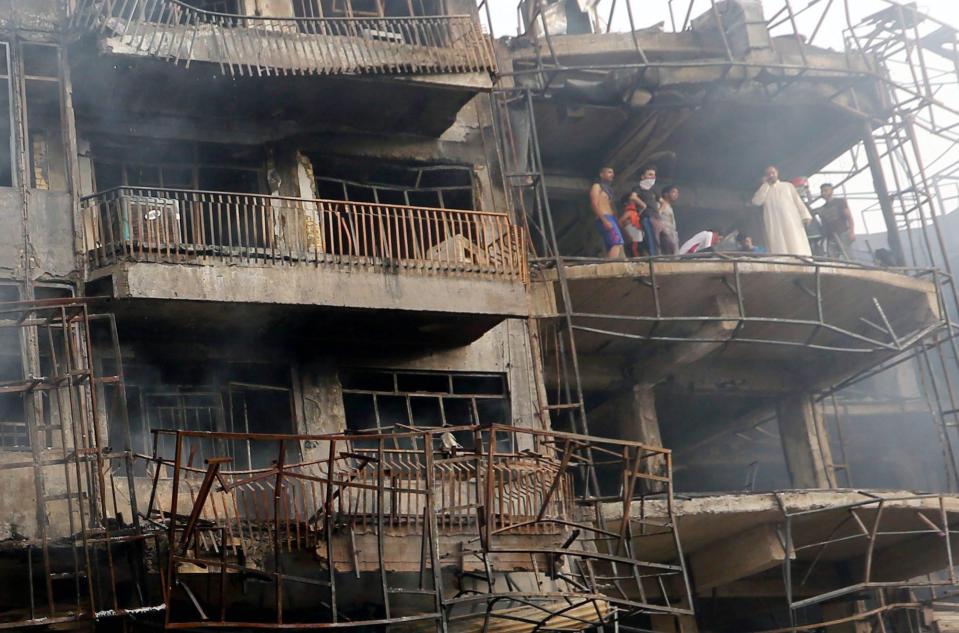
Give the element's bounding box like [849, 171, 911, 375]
[590, 164, 680, 259]
[751, 166, 855, 258]
[590, 164, 856, 259]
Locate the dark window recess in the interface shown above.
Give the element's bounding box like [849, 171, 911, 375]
[0, 42, 13, 187]
[22, 43, 66, 191]
[310, 156, 476, 211]
[294, 0, 445, 18]
[341, 369, 511, 452]
[90, 139, 267, 193]
[106, 359, 296, 472]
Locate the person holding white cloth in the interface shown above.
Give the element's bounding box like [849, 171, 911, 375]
[751, 165, 813, 256]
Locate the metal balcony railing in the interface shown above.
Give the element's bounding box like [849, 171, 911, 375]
[81, 187, 528, 281]
[70, 0, 496, 76]
[140, 424, 692, 629]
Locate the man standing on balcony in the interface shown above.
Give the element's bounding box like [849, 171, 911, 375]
[590, 166, 625, 259]
[659, 184, 681, 253]
[816, 183, 855, 259]
[752, 165, 813, 256]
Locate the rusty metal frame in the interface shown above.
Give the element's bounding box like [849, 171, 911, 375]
[0, 297, 158, 628]
[147, 424, 692, 630]
[768, 491, 959, 632]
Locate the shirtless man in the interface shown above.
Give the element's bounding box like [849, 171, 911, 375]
[590, 166, 625, 259]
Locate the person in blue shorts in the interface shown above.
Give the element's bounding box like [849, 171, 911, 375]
[589, 166, 624, 258]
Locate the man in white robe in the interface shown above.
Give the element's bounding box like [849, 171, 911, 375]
[751, 166, 812, 256]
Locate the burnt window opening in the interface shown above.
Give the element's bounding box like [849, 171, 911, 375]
[22, 43, 66, 191]
[90, 138, 267, 194]
[103, 359, 296, 472]
[311, 157, 476, 210]
[341, 369, 511, 452]
[294, 0, 447, 19]
[0, 283, 23, 448]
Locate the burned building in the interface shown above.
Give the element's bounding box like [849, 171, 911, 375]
[0, 0, 958, 631]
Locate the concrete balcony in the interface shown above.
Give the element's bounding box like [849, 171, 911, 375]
[599, 490, 959, 610]
[70, 0, 495, 80]
[82, 187, 528, 342]
[536, 255, 945, 395]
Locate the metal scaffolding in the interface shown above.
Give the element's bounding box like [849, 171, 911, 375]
[0, 297, 159, 629]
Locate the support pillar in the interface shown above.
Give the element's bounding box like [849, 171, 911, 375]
[589, 384, 666, 484]
[862, 122, 905, 266]
[776, 394, 835, 489]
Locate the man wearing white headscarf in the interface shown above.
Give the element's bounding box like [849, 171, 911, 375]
[751, 166, 813, 256]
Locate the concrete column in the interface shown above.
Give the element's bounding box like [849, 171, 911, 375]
[776, 394, 835, 489]
[589, 384, 666, 483]
[297, 359, 347, 465]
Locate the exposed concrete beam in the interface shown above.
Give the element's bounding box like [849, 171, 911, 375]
[509, 31, 721, 68]
[689, 523, 791, 592]
[566, 354, 794, 394]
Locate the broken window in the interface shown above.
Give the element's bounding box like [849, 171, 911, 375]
[107, 358, 295, 472]
[91, 138, 267, 193]
[311, 156, 475, 210]
[341, 369, 511, 451]
[22, 43, 66, 191]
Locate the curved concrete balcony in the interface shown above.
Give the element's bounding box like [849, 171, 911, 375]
[535, 255, 946, 395]
[81, 187, 528, 342]
[600, 489, 959, 624]
[70, 0, 496, 79]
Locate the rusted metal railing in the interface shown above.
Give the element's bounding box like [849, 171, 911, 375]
[70, 0, 496, 77]
[143, 424, 693, 629]
[81, 187, 527, 282]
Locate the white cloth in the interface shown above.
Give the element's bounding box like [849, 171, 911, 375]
[679, 230, 716, 255]
[623, 224, 643, 242]
[752, 181, 813, 256]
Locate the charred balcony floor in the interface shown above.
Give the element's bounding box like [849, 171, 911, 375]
[599, 489, 959, 608]
[534, 255, 945, 394]
[70, 0, 495, 82]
